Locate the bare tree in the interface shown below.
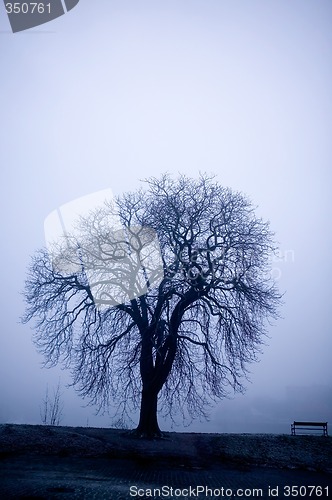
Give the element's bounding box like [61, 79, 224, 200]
[40, 379, 64, 426]
[23, 174, 281, 437]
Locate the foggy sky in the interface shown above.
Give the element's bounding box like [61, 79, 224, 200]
[0, 0, 331, 433]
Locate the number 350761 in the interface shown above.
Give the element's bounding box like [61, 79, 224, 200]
[5, 3, 51, 14]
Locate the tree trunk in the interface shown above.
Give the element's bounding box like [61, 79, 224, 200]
[135, 388, 162, 438]
[135, 323, 178, 438]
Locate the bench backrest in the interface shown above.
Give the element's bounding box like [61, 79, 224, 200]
[293, 422, 327, 427]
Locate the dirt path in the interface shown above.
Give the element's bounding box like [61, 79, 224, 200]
[1, 455, 331, 499]
[1, 425, 331, 498]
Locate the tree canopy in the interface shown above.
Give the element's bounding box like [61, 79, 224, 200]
[23, 174, 281, 436]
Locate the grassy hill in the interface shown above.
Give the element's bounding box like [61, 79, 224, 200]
[0, 424, 331, 473]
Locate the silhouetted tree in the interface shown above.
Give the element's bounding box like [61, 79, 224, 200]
[40, 379, 64, 426]
[23, 174, 281, 437]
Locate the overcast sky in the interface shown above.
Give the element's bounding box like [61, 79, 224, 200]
[0, 0, 331, 434]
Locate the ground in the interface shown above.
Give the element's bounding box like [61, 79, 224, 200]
[0, 423, 331, 472]
[1, 425, 331, 499]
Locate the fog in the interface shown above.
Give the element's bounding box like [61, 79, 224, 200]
[0, 0, 331, 434]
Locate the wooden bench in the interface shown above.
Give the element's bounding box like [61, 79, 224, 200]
[291, 421, 328, 437]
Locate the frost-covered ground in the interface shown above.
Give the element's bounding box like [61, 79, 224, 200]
[0, 424, 331, 474]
